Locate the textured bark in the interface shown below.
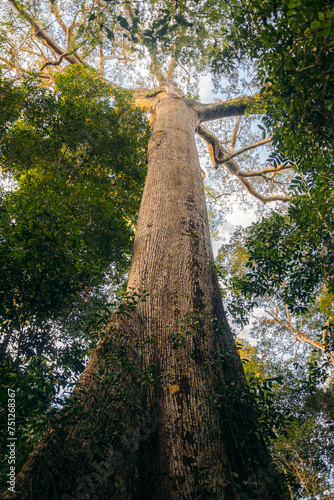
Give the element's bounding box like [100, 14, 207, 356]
[1, 91, 286, 499]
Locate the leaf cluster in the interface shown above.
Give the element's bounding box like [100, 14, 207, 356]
[233, 205, 334, 314]
[0, 65, 150, 325]
[217, 0, 334, 157]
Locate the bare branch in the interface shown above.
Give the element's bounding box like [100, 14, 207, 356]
[149, 54, 165, 84]
[197, 124, 291, 204]
[207, 188, 243, 202]
[167, 56, 177, 81]
[269, 176, 290, 197]
[238, 163, 291, 178]
[260, 316, 334, 367]
[97, 0, 104, 78]
[69, 7, 82, 34]
[132, 87, 158, 112]
[39, 52, 70, 71]
[197, 125, 274, 169]
[123, 0, 165, 83]
[281, 339, 299, 358]
[322, 315, 333, 362]
[203, 136, 275, 167]
[266, 294, 278, 318]
[48, 0, 68, 35]
[229, 116, 242, 151]
[9, 0, 84, 65]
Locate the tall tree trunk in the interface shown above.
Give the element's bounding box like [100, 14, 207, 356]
[2, 92, 286, 499]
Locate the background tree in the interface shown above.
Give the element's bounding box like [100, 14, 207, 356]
[218, 219, 334, 368]
[217, 223, 334, 496]
[215, 0, 334, 379]
[239, 340, 334, 499]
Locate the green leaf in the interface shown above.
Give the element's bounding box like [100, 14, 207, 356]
[117, 16, 130, 31]
[105, 28, 114, 41]
[310, 20, 321, 29]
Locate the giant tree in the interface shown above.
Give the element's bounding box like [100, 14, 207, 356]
[0, 0, 297, 498]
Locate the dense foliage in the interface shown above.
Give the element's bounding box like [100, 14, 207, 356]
[0, 64, 149, 488]
[233, 207, 334, 314]
[213, 0, 334, 345]
[1, 65, 149, 322]
[241, 341, 334, 498]
[218, 0, 334, 158]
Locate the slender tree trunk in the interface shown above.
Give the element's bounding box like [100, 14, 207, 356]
[2, 92, 286, 499]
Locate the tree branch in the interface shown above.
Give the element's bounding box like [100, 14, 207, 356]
[123, 0, 165, 83]
[198, 95, 263, 122]
[165, 17, 187, 83]
[48, 0, 68, 36]
[238, 163, 291, 178]
[97, 0, 105, 78]
[68, 6, 82, 34]
[229, 116, 242, 151]
[322, 315, 333, 365]
[9, 0, 84, 65]
[0, 56, 13, 66]
[229, 138, 272, 162]
[266, 294, 278, 319]
[207, 188, 243, 203]
[197, 124, 291, 204]
[166, 56, 177, 81]
[132, 87, 158, 112]
[39, 52, 70, 71]
[260, 316, 334, 367]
